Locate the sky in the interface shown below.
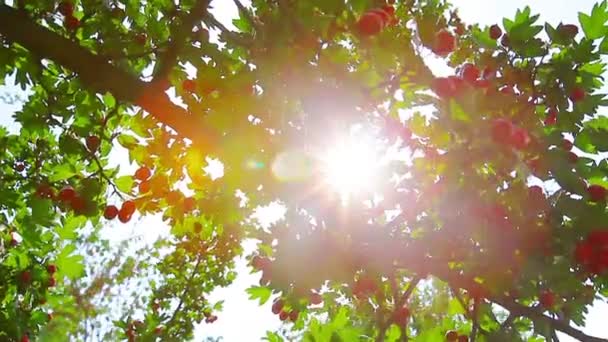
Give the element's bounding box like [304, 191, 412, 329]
[0, 0, 607, 341]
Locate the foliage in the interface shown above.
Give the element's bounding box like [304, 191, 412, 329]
[0, 0, 608, 341]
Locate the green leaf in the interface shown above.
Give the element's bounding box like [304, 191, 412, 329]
[117, 133, 138, 149]
[579, 1, 608, 39]
[49, 163, 77, 182]
[385, 324, 402, 342]
[246, 286, 272, 305]
[56, 245, 85, 280]
[115, 175, 134, 193]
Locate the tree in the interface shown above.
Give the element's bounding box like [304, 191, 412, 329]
[0, 0, 608, 341]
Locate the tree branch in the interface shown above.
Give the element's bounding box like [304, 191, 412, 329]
[0, 4, 219, 152]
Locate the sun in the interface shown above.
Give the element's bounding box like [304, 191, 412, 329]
[320, 136, 381, 200]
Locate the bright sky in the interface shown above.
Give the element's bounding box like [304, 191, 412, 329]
[0, 0, 606, 341]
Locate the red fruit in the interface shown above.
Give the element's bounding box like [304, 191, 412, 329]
[393, 306, 410, 325]
[64, 15, 80, 31]
[252, 255, 271, 270]
[490, 118, 513, 145]
[357, 12, 385, 36]
[154, 326, 163, 334]
[288, 310, 299, 322]
[461, 63, 480, 83]
[570, 86, 586, 103]
[20, 271, 32, 284]
[118, 210, 132, 224]
[433, 29, 456, 56]
[558, 24, 579, 39]
[70, 195, 86, 213]
[183, 197, 196, 211]
[575, 241, 594, 265]
[446, 330, 459, 341]
[588, 231, 608, 245]
[279, 311, 289, 321]
[482, 67, 496, 80]
[47, 264, 57, 274]
[36, 184, 55, 199]
[545, 108, 558, 126]
[205, 315, 218, 323]
[563, 139, 574, 151]
[489, 24, 502, 40]
[58, 2, 74, 16]
[353, 276, 377, 299]
[121, 200, 136, 216]
[21, 336, 30, 342]
[510, 127, 531, 150]
[135, 33, 147, 45]
[432, 76, 464, 98]
[86, 135, 101, 152]
[15, 163, 25, 172]
[369, 9, 391, 24]
[104, 205, 119, 220]
[501, 34, 510, 47]
[134, 166, 151, 181]
[382, 5, 395, 16]
[474, 79, 491, 88]
[271, 299, 284, 315]
[58, 186, 76, 202]
[458, 336, 469, 342]
[49, 276, 56, 287]
[182, 79, 197, 93]
[309, 292, 323, 305]
[539, 290, 555, 309]
[455, 24, 465, 36]
[587, 184, 607, 203]
[138, 181, 151, 194]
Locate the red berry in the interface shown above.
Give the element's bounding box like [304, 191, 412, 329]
[134, 166, 151, 181]
[563, 139, 574, 151]
[433, 29, 456, 56]
[489, 24, 502, 40]
[558, 24, 579, 39]
[457, 335, 469, 342]
[309, 292, 323, 305]
[539, 290, 555, 309]
[154, 326, 163, 334]
[121, 200, 136, 216]
[49, 276, 56, 287]
[279, 311, 289, 321]
[57, 2, 74, 16]
[20, 336, 30, 342]
[461, 63, 480, 83]
[36, 184, 55, 199]
[393, 306, 410, 325]
[20, 271, 32, 284]
[47, 264, 57, 274]
[432, 76, 464, 98]
[58, 186, 76, 202]
[118, 209, 133, 223]
[138, 181, 151, 194]
[288, 310, 299, 322]
[368, 9, 391, 25]
[587, 184, 607, 203]
[510, 127, 531, 150]
[252, 256, 271, 270]
[135, 33, 147, 45]
[70, 196, 86, 213]
[357, 12, 385, 36]
[455, 24, 465, 36]
[501, 34, 510, 47]
[545, 108, 558, 126]
[15, 163, 25, 172]
[575, 241, 594, 265]
[271, 299, 284, 315]
[104, 205, 119, 220]
[64, 15, 80, 31]
[182, 79, 197, 93]
[567, 151, 578, 164]
[570, 86, 586, 102]
[382, 5, 395, 16]
[86, 135, 101, 152]
[490, 118, 513, 145]
[446, 330, 459, 341]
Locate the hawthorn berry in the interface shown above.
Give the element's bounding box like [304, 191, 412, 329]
[587, 184, 607, 203]
[58, 186, 76, 202]
[47, 264, 57, 274]
[432, 76, 464, 98]
[489, 24, 502, 40]
[182, 79, 197, 93]
[446, 330, 459, 341]
[20, 335, 30, 342]
[510, 127, 531, 150]
[121, 200, 136, 216]
[86, 135, 101, 152]
[57, 1, 74, 16]
[357, 12, 385, 36]
[20, 271, 32, 284]
[455, 23, 465, 36]
[15, 163, 25, 172]
[118, 210, 132, 224]
[570, 86, 586, 103]
[252, 255, 271, 270]
[154, 326, 163, 334]
[433, 29, 456, 56]
[457, 335, 469, 342]
[539, 290, 555, 309]
[279, 310, 289, 321]
[575, 241, 594, 265]
[70, 195, 86, 213]
[49, 276, 56, 287]
[271, 299, 284, 315]
[288, 310, 299, 322]
[460, 63, 479, 83]
[134, 33, 147, 45]
[393, 306, 410, 325]
[64, 15, 80, 31]
[558, 24, 579, 39]
[490, 118, 513, 145]
[545, 108, 558, 125]
[104, 205, 119, 220]
[563, 139, 574, 151]
[309, 292, 323, 305]
[138, 181, 151, 194]
[134, 166, 151, 181]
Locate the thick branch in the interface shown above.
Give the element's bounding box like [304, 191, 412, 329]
[0, 4, 219, 151]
